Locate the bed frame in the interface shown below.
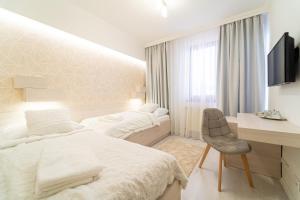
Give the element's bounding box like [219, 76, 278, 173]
[125, 119, 171, 147]
[158, 180, 181, 200]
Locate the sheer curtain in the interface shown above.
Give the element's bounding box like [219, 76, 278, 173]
[168, 28, 219, 139]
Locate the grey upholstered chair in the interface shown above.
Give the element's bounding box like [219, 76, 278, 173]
[199, 108, 253, 192]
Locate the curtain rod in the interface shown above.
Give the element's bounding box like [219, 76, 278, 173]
[145, 5, 269, 48]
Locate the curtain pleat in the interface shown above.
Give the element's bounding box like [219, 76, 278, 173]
[217, 15, 267, 116]
[145, 42, 169, 109]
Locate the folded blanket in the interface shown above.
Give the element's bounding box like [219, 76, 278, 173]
[37, 177, 97, 199]
[35, 143, 102, 198]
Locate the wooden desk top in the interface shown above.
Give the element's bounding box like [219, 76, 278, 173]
[237, 113, 300, 148]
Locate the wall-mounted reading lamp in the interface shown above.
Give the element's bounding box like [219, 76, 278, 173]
[13, 75, 62, 102]
[129, 86, 146, 110]
[13, 76, 64, 111]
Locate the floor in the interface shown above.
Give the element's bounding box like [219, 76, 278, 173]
[179, 138, 288, 200]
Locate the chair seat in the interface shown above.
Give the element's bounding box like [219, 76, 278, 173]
[204, 134, 251, 154]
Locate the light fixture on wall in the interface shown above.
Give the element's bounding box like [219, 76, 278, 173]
[21, 101, 64, 111]
[13, 75, 63, 102]
[13, 75, 65, 111]
[129, 98, 143, 111]
[129, 86, 146, 110]
[161, 0, 168, 18]
[14, 75, 47, 102]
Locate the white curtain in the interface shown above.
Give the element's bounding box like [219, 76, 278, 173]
[168, 28, 219, 139]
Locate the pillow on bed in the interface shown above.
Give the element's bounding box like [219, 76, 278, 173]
[25, 109, 74, 136]
[153, 108, 169, 117]
[138, 103, 159, 113]
[0, 122, 28, 140]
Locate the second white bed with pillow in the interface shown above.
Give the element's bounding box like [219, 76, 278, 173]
[81, 104, 170, 146]
[81, 104, 170, 140]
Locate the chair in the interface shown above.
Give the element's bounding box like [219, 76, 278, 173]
[199, 108, 253, 192]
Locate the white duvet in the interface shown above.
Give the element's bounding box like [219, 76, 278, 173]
[81, 111, 161, 139]
[0, 129, 187, 200]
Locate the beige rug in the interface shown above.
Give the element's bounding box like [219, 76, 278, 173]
[154, 136, 204, 176]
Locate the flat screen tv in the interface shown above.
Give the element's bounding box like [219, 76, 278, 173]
[268, 32, 298, 86]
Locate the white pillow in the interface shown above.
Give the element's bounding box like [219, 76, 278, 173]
[25, 109, 74, 136]
[138, 103, 159, 113]
[153, 108, 169, 117]
[0, 123, 28, 140]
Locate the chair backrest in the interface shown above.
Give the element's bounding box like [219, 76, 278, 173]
[202, 108, 231, 138]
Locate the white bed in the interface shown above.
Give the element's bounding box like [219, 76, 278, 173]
[0, 128, 187, 200]
[81, 111, 171, 146]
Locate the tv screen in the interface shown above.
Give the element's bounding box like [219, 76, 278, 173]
[268, 32, 296, 86]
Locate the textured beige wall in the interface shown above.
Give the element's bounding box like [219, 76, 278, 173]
[0, 0, 145, 59]
[0, 8, 145, 124]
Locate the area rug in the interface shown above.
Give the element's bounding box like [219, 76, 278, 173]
[154, 136, 204, 176]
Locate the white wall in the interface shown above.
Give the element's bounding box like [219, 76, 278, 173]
[269, 1, 300, 199]
[0, 0, 145, 60]
[268, 0, 300, 125]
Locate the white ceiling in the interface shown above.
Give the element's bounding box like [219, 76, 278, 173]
[69, 0, 268, 45]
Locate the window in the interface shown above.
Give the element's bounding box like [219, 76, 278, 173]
[189, 41, 217, 106]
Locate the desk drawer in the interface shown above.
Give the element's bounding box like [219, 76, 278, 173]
[281, 159, 300, 200]
[226, 141, 281, 178]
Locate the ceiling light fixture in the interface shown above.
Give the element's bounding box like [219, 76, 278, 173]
[161, 0, 168, 18]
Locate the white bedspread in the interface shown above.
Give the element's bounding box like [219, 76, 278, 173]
[81, 111, 161, 139]
[0, 129, 187, 200]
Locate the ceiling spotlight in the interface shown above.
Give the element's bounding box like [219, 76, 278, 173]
[161, 0, 168, 18]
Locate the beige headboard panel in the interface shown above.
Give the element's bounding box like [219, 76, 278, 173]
[0, 9, 145, 125]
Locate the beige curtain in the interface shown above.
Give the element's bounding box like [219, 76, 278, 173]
[145, 42, 169, 108]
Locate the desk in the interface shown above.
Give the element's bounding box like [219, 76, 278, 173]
[233, 114, 300, 198]
[237, 113, 300, 148]
[225, 114, 280, 178]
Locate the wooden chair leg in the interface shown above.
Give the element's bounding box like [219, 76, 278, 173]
[241, 154, 254, 188]
[199, 144, 211, 168]
[218, 152, 224, 192]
